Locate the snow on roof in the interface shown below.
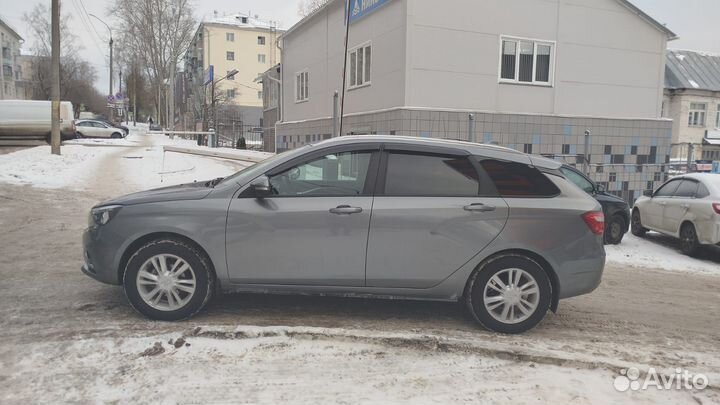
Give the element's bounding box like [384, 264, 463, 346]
[203, 12, 280, 31]
[665, 49, 720, 92]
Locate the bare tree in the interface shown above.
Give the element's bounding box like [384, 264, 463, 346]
[109, 0, 197, 126]
[23, 4, 103, 115]
[297, 0, 332, 17]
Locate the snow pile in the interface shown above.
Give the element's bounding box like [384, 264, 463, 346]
[606, 233, 719, 275]
[0, 145, 116, 189]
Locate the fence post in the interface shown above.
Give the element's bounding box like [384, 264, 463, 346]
[468, 113, 476, 143]
[333, 91, 339, 138]
[686, 143, 693, 173]
[583, 129, 591, 175]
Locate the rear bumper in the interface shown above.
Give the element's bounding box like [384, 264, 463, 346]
[556, 239, 606, 300]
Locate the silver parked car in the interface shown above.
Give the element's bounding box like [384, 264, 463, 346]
[632, 173, 720, 256]
[75, 120, 126, 139]
[82, 136, 606, 333]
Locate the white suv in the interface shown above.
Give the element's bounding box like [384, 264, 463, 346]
[632, 173, 720, 255]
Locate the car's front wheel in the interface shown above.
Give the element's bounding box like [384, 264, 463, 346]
[631, 209, 647, 237]
[465, 255, 551, 334]
[680, 223, 700, 256]
[123, 238, 215, 321]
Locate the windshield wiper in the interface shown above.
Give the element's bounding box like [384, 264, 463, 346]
[205, 177, 225, 188]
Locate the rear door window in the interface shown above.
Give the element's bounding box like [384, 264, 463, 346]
[673, 180, 699, 198]
[479, 159, 560, 197]
[383, 152, 493, 196]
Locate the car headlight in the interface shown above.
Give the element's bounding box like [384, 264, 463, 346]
[90, 205, 123, 226]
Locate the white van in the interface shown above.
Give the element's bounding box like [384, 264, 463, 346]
[0, 100, 76, 142]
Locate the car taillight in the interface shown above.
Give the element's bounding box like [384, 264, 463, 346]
[713, 203, 720, 215]
[582, 211, 605, 235]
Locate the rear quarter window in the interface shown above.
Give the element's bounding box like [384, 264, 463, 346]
[479, 159, 560, 197]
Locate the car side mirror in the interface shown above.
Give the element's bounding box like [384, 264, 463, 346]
[595, 184, 605, 193]
[643, 190, 653, 198]
[249, 175, 271, 198]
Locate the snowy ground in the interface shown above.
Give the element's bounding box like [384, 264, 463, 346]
[0, 125, 262, 193]
[1, 128, 719, 404]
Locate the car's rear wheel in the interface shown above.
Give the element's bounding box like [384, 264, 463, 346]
[680, 223, 700, 256]
[465, 255, 551, 334]
[111, 132, 122, 139]
[605, 214, 626, 245]
[123, 238, 215, 321]
[631, 209, 647, 237]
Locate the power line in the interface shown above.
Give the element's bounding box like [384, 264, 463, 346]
[68, 0, 106, 57]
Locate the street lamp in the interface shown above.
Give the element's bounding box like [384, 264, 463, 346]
[89, 14, 113, 120]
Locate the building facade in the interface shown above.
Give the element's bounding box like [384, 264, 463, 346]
[258, 64, 281, 152]
[183, 13, 283, 128]
[0, 18, 23, 100]
[663, 50, 720, 162]
[276, 0, 678, 203]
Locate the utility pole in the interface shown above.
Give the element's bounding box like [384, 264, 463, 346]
[338, 0, 352, 137]
[50, 0, 61, 155]
[132, 58, 137, 126]
[169, 66, 175, 131]
[118, 69, 123, 123]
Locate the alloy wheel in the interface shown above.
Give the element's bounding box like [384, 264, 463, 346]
[136, 254, 197, 311]
[483, 268, 540, 324]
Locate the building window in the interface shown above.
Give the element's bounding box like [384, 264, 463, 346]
[688, 103, 706, 127]
[226, 51, 235, 61]
[349, 42, 371, 89]
[258, 54, 266, 63]
[258, 36, 266, 45]
[499, 37, 554, 85]
[226, 32, 235, 42]
[295, 70, 309, 102]
[716, 104, 720, 129]
[226, 89, 236, 99]
[227, 70, 235, 80]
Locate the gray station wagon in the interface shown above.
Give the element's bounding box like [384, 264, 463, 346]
[82, 136, 606, 333]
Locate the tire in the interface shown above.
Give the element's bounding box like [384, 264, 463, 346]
[631, 209, 647, 237]
[465, 255, 552, 334]
[111, 132, 122, 139]
[604, 215, 626, 245]
[123, 238, 215, 321]
[680, 223, 700, 257]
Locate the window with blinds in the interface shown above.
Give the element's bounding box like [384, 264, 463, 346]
[499, 37, 554, 85]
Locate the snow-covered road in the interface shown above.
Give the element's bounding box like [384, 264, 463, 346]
[0, 128, 719, 404]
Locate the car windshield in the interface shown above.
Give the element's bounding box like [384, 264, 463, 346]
[218, 146, 312, 186]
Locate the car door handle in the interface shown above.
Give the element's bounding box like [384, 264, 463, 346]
[329, 205, 363, 215]
[463, 203, 496, 212]
[681, 204, 690, 209]
[659, 201, 667, 206]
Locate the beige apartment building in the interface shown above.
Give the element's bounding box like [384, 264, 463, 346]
[663, 50, 720, 161]
[183, 13, 283, 127]
[0, 17, 23, 100]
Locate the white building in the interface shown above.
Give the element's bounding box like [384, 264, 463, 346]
[275, 0, 679, 202]
[0, 17, 23, 100]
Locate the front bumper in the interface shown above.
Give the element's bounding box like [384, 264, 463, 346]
[82, 226, 122, 285]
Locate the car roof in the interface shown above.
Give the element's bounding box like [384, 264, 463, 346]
[676, 173, 720, 192]
[313, 135, 562, 169]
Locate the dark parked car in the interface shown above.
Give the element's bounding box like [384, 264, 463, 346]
[560, 165, 630, 245]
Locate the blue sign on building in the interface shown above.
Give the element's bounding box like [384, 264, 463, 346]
[204, 65, 214, 86]
[347, 0, 391, 24]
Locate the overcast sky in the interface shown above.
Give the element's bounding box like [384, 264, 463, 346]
[1, 0, 719, 94]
